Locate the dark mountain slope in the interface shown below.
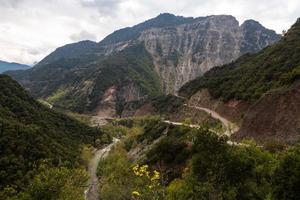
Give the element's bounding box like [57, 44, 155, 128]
[37, 40, 101, 66]
[0, 75, 102, 192]
[99, 13, 195, 46]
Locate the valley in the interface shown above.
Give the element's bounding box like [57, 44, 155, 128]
[1, 7, 300, 200]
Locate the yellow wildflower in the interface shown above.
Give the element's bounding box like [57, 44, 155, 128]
[132, 191, 140, 196]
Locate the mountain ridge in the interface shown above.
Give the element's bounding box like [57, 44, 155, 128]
[7, 13, 280, 117]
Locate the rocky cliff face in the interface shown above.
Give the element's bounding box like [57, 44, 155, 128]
[140, 15, 243, 93]
[101, 14, 280, 93]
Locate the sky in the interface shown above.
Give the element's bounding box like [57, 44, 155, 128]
[0, 0, 299, 65]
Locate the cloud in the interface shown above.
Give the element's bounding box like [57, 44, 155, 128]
[0, 0, 299, 65]
[70, 30, 97, 41]
[80, 0, 123, 15]
[0, 0, 23, 7]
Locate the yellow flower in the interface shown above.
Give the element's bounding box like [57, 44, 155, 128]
[132, 191, 140, 196]
[151, 170, 160, 181]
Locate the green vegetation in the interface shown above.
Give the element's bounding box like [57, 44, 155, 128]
[46, 88, 71, 105]
[151, 95, 185, 114]
[97, 145, 165, 200]
[0, 75, 105, 198]
[165, 129, 300, 200]
[88, 44, 162, 114]
[97, 117, 300, 200]
[8, 42, 163, 114]
[64, 111, 92, 125]
[4, 164, 88, 200]
[180, 19, 300, 102]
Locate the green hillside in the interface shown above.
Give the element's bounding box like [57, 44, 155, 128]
[0, 75, 103, 194]
[179, 19, 300, 102]
[7, 44, 162, 114]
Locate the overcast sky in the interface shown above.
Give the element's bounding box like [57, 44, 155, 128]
[0, 0, 299, 65]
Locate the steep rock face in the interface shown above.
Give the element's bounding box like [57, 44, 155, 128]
[138, 15, 243, 93]
[240, 20, 279, 53]
[103, 14, 280, 93]
[138, 15, 279, 94]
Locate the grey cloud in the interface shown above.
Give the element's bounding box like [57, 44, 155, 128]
[0, 0, 23, 7]
[70, 30, 97, 42]
[28, 48, 44, 56]
[80, 0, 123, 15]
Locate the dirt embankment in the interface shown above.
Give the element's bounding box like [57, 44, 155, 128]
[235, 84, 300, 144]
[188, 89, 250, 124]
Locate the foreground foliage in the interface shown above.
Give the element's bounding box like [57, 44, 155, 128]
[99, 118, 300, 200]
[0, 75, 104, 197]
[3, 165, 88, 200]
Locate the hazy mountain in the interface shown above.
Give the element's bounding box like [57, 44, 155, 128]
[0, 60, 30, 73]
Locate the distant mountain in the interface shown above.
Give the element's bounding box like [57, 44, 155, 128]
[0, 74, 103, 193]
[179, 18, 300, 144]
[0, 60, 30, 73]
[7, 13, 280, 117]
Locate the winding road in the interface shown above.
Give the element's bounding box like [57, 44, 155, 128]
[164, 100, 245, 146]
[183, 104, 239, 136]
[84, 138, 119, 200]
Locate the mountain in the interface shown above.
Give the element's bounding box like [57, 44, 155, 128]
[37, 40, 101, 66]
[7, 13, 280, 117]
[0, 74, 104, 193]
[179, 18, 300, 144]
[0, 60, 30, 73]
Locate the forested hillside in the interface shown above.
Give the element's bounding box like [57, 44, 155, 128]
[0, 75, 104, 198]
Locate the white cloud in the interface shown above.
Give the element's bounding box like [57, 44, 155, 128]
[0, 0, 299, 64]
